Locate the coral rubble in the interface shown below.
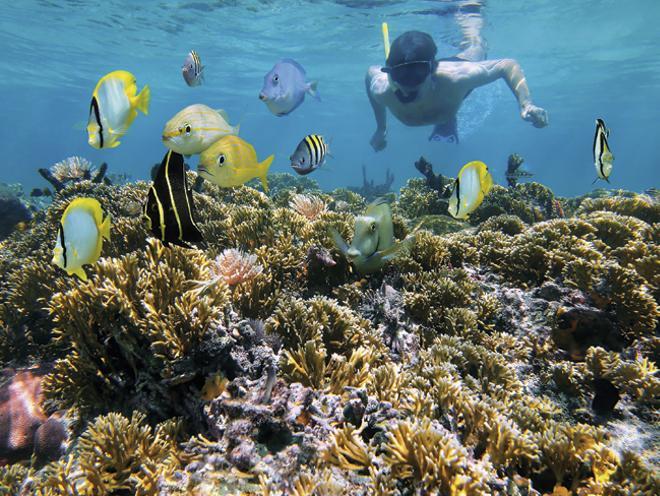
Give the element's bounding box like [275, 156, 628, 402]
[0, 173, 657, 495]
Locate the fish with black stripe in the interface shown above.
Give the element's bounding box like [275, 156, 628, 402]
[143, 150, 203, 248]
[182, 50, 205, 87]
[290, 134, 329, 175]
[593, 118, 614, 183]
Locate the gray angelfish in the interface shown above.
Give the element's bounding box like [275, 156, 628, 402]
[259, 58, 320, 116]
[330, 199, 414, 274]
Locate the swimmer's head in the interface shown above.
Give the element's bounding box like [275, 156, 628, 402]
[381, 31, 437, 89]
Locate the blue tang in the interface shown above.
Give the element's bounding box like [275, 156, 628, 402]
[259, 59, 320, 116]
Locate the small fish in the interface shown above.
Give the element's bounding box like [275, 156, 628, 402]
[52, 197, 111, 281]
[87, 70, 150, 149]
[593, 118, 613, 183]
[448, 160, 493, 220]
[330, 198, 414, 274]
[162, 104, 239, 156]
[259, 59, 320, 116]
[198, 135, 274, 192]
[143, 150, 203, 248]
[290, 134, 329, 175]
[182, 50, 205, 87]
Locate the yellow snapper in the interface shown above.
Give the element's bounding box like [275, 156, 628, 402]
[330, 198, 414, 274]
[52, 198, 111, 281]
[198, 135, 274, 192]
[162, 104, 239, 156]
[87, 70, 150, 149]
[448, 160, 493, 220]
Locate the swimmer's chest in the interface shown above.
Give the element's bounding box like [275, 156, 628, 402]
[386, 81, 465, 126]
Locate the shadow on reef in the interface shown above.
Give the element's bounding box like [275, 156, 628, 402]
[0, 171, 657, 495]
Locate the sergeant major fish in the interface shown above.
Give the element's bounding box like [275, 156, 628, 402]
[87, 70, 150, 149]
[593, 118, 613, 183]
[162, 104, 239, 156]
[198, 135, 274, 192]
[182, 50, 204, 87]
[259, 59, 320, 116]
[52, 197, 111, 281]
[448, 160, 493, 220]
[290, 134, 329, 175]
[330, 198, 414, 274]
[144, 150, 204, 248]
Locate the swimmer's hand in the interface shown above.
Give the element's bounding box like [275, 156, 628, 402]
[521, 104, 549, 128]
[370, 129, 387, 152]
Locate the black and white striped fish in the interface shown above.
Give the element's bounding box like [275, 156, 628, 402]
[593, 118, 613, 183]
[290, 134, 329, 175]
[143, 150, 203, 248]
[182, 50, 204, 87]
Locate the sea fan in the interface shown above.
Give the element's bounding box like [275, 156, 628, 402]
[211, 248, 263, 286]
[50, 156, 95, 182]
[289, 194, 327, 221]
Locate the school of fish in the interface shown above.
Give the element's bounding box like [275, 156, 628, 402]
[52, 42, 617, 279]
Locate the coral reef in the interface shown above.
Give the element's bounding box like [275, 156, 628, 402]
[38, 156, 110, 193]
[0, 174, 657, 495]
[348, 164, 394, 201]
[0, 183, 32, 241]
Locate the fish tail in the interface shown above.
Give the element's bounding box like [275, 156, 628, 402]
[307, 81, 321, 102]
[259, 154, 275, 193]
[135, 85, 151, 115]
[100, 214, 111, 241]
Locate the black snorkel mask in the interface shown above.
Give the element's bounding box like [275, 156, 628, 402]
[381, 60, 433, 88]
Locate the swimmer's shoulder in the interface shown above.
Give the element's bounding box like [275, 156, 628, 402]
[366, 65, 392, 97]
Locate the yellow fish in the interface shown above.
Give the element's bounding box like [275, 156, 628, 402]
[448, 160, 493, 219]
[198, 135, 274, 192]
[52, 197, 111, 281]
[87, 70, 150, 149]
[162, 104, 239, 156]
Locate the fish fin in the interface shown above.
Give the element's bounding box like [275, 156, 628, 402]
[329, 227, 349, 255]
[100, 214, 111, 241]
[306, 81, 321, 101]
[108, 140, 121, 148]
[379, 236, 414, 262]
[259, 154, 275, 193]
[280, 58, 306, 75]
[134, 85, 151, 115]
[592, 177, 599, 185]
[233, 123, 240, 135]
[216, 109, 230, 121]
[70, 267, 88, 281]
[605, 176, 611, 184]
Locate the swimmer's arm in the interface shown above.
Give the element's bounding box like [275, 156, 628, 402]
[366, 67, 387, 132]
[366, 66, 388, 151]
[454, 59, 548, 127]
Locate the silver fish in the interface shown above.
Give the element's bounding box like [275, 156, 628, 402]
[182, 50, 204, 87]
[593, 118, 613, 183]
[259, 59, 319, 116]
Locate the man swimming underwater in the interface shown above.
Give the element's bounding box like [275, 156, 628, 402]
[366, 3, 548, 149]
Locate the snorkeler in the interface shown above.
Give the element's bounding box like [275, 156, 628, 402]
[366, 3, 548, 149]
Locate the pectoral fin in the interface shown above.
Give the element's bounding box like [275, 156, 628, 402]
[329, 227, 349, 255]
[69, 267, 88, 281]
[378, 235, 415, 262]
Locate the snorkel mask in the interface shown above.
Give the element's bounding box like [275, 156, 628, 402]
[382, 60, 433, 88]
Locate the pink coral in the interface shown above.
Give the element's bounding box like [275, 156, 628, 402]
[289, 194, 327, 220]
[212, 249, 263, 286]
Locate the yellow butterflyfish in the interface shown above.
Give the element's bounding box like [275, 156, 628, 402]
[448, 160, 494, 220]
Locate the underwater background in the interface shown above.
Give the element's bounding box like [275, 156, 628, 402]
[1, 0, 659, 195]
[0, 1, 659, 495]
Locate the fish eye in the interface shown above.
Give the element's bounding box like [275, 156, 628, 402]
[301, 157, 305, 163]
[218, 154, 226, 166]
[370, 223, 377, 232]
[185, 124, 191, 134]
[273, 74, 279, 83]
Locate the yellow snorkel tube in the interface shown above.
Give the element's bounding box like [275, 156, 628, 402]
[382, 22, 390, 61]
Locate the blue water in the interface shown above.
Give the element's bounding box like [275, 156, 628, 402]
[1, 0, 659, 196]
